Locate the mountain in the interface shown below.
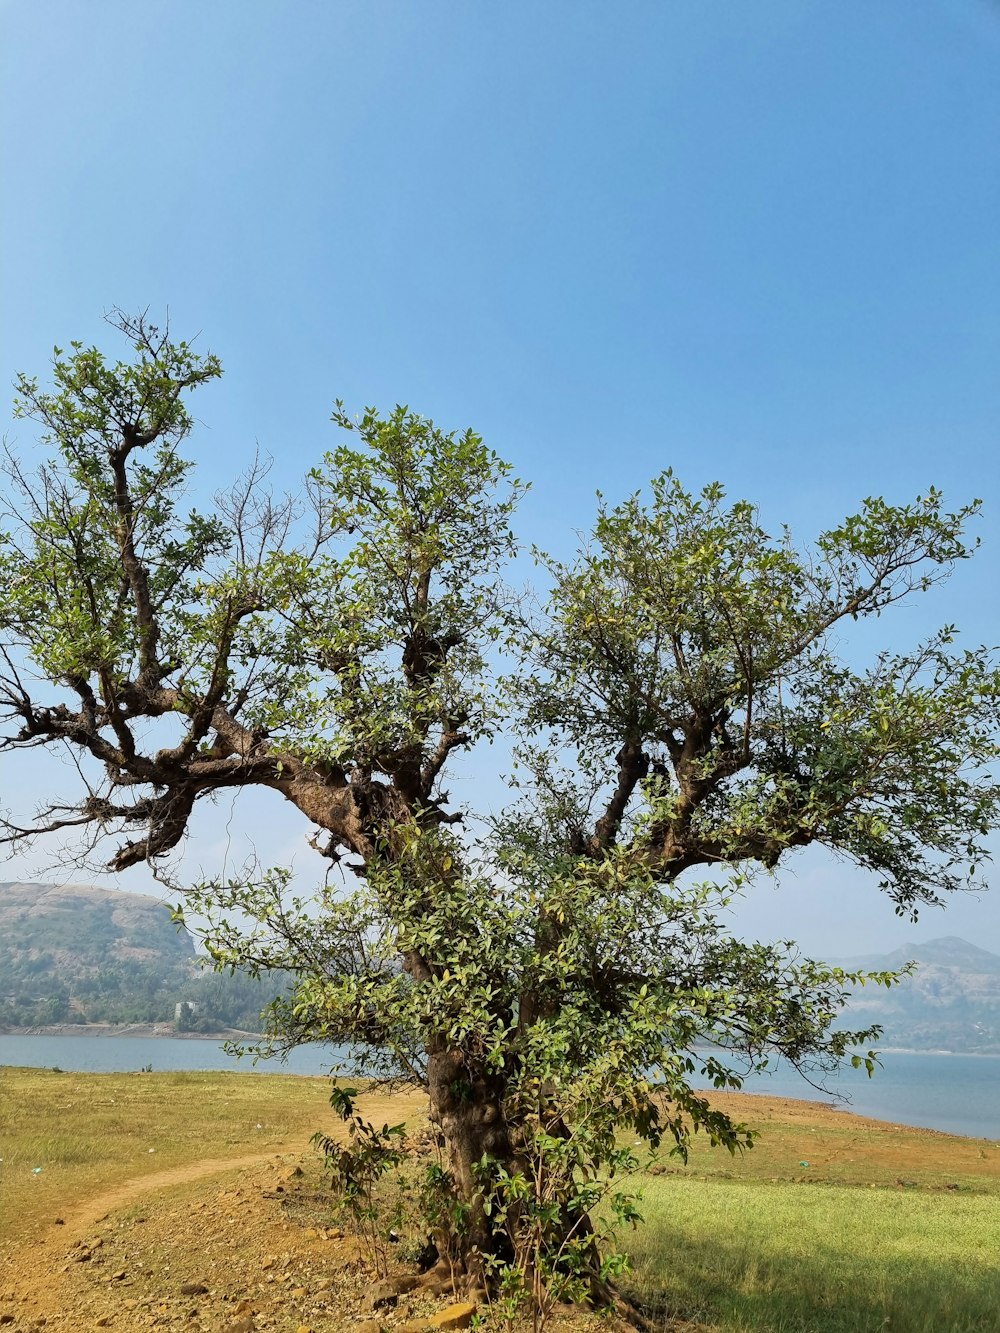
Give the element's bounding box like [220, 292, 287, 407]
[838, 936, 1000, 1053]
[842, 936, 1000, 976]
[0, 879, 195, 967]
[0, 881, 284, 1032]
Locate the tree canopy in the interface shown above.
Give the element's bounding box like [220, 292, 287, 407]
[2, 313, 998, 1312]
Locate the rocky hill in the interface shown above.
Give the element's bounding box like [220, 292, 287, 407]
[0, 880, 282, 1032]
[840, 936, 1000, 1053]
[0, 879, 195, 967]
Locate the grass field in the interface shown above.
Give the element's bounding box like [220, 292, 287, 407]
[627, 1177, 1000, 1332]
[623, 1094, 1000, 1332]
[0, 1064, 334, 1248]
[2, 1068, 999, 1331]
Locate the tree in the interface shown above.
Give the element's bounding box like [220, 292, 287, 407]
[2, 314, 998, 1311]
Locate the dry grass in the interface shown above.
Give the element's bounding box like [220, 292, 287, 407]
[655, 1090, 1000, 1193]
[0, 1065, 334, 1250]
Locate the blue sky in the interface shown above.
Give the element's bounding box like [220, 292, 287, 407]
[1, 1, 999, 955]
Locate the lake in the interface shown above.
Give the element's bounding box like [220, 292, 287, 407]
[1, 1035, 998, 1141]
[700, 1049, 1000, 1142]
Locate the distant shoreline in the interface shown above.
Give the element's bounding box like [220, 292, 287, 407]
[878, 1046, 1000, 1058]
[0, 1023, 262, 1040]
[3, 1027, 999, 1057]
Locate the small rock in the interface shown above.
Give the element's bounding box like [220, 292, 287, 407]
[367, 1281, 399, 1311]
[179, 1283, 208, 1297]
[428, 1304, 478, 1331]
[355, 1323, 383, 1333]
[96, 1319, 111, 1328]
[228, 1319, 255, 1333]
[291, 1287, 307, 1299]
[390, 1276, 420, 1296]
[112, 1269, 127, 1280]
[0, 1316, 13, 1327]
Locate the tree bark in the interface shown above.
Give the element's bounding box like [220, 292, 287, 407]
[425, 1046, 514, 1284]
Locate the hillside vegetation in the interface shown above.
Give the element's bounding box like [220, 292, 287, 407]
[0, 881, 285, 1031]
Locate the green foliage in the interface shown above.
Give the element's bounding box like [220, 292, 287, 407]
[5, 317, 226, 686]
[312, 1084, 407, 1278]
[234, 400, 525, 785]
[521, 472, 997, 909]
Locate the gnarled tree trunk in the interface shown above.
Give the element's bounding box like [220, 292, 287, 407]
[426, 1046, 515, 1286]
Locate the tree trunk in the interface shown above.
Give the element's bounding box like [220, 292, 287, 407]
[426, 1045, 514, 1285]
[424, 1048, 647, 1325]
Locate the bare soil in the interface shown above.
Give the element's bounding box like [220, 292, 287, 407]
[0, 1089, 449, 1332]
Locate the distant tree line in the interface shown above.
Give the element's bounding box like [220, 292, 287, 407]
[0, 952, 290, 1031]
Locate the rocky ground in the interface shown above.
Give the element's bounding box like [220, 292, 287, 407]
[2, 1150, 493, 1332]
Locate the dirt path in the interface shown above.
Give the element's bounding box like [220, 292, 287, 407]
[2, 1144, 311, 1327]
[2, 1089, 429, 1330]
[39, 1141, 308, 1241]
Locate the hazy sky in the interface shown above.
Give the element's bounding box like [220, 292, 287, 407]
[1, 1, 998, 956]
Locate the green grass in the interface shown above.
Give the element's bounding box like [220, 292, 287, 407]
[625, 1175, 1000, 1332]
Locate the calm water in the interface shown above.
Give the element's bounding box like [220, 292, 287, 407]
[1, 1035, 998, 1141]
[0, 1033, 347, 1077]
[694, 1050, 1000, 1142]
